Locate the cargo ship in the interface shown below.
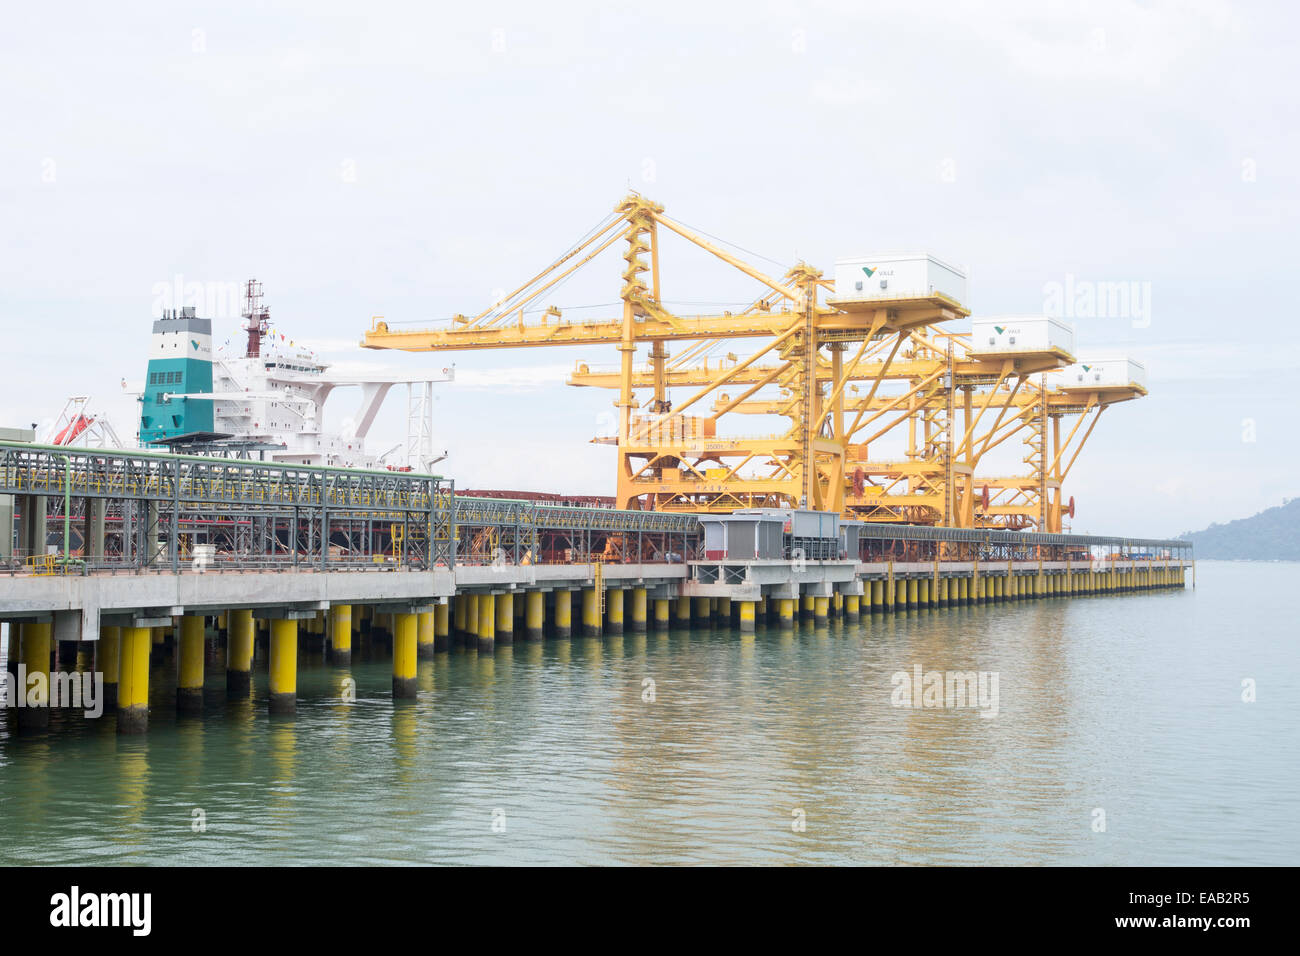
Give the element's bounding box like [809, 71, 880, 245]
[117, 280, 451, 470]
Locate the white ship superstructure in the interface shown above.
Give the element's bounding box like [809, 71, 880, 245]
[144, 280, 452, 471]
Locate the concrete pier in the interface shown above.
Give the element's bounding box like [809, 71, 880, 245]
[0, 440, 1194, 735]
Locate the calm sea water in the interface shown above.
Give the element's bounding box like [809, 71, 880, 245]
[1, 560, 1296, 865]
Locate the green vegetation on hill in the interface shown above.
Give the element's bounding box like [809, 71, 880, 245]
[1182, 497, 1300, 561]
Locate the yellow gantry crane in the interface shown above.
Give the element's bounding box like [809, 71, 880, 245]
[362, 193, 1145, 531]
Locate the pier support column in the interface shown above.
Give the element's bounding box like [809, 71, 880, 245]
[117, 625, 151, 734]
[393, 613, 417, 698]
[98, 625, 121, 710]
[581, 589, 601, 638]
[554, 590, 573, 639]
[718, 597, 732, 624]
[813, 596, 829, 622]
[466, 595, 480, 646]
[454, 595, 468, 644]
[846, 594, 860, 620]
[605, 588, 624, 636]
[524, 592, 544, 642]
[738, 600, 756, 633]
[18, 621, 52, 733]
[629, 588, 647, 633]
[434, 602, 450, 651]
[906, 579, 918, 610]
[177, 615, 205, 714]
[227, 609, 253, 696]
[871, 580, 884, 611]
[329, 605, 352, 664]
[495, 594, 514, 645]
[269, 618, 298, 715]
[653, 597, 671, 629]
[417, 611, 435, 658]
[675, 596, 691, 626]
[778, 598, 795, 628]
[919, 579, 931, 609]
[693, 597, 711, 627]
[478, 594, 496, 652]
[800, 595, 815, 620]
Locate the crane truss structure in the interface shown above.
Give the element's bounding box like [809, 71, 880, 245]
[362, 194, 1145, 531]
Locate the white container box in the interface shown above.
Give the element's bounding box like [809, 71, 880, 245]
[1048, 358, 1147, 390]
[970, 315, 1075, 355]
[833, 254, 967, 307]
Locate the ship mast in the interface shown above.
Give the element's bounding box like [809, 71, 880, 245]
[242, 279, 270, 358]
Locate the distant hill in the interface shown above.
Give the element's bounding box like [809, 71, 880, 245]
[1182, 498, 1300, 561]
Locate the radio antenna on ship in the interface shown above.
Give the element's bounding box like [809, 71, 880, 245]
[242, 279, 270, 358]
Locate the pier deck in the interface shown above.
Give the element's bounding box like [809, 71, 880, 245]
[1, 442, 1192, 732]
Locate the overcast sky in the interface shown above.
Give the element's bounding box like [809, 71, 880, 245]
[2, 0, 1296, 537]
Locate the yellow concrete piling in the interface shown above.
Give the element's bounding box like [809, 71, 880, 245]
[466, 594, 480, 646]
[846, 594, 861, 619]
[738, 600, 756, 632]
[906, 578, 919, 610]
[800, 594, 815, 620]
[582, 588, 601, 638]
[117, 625, 151, 734]
[525, 591, 545, 641]
[454, 594, 468, 643]
[554, 589, 573, 639]
[718, 596, 732, 624]
[434, 601, 451, 651]
[18, 621, 52, 732]
[98, 625, 121, 710]
[605, 588, 624, 636]
[872, 579, 884, 611]
[417, 611, 435, 658]
[495, 593, 514, 644]
[693, 597, 711, 627]
[654, 597, 671, 628]
[269, 618, 298, 715]
[329, 604, 352, 664]
[778, 598, 795, 627]
[177, 615, 205, 714]
[478, 593, 496, 652]
[813, 595, 829, 622]
[227, 609, 254, 697]
[675, 595, 691, 625]
[919, 578, 931, 609]
[393, 612, 418, 698]
[629, 587, 647, 633]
